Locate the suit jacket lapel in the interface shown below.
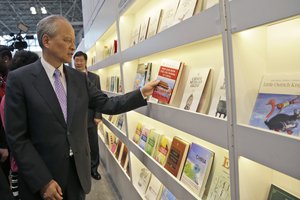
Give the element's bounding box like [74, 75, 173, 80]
[32, 60, 67, 128]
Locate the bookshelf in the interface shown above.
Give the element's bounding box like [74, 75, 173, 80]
[80, 0, 300, 199]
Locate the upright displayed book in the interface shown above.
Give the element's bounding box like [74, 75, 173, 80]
[204, 0, 219, 10]
[115, 140, 124, 161]
[145, 130, 161, 157]
[179, 67, 212, 113]
[249, 74, 300, 137]
[137, 168, 152, 194]
[158, 0, 180, 33]
[145, 175, 163, 200]
[133, 122, 143, 144]
[133, 63, 152, 90]
[154, 135, 172, 166]
[138, 126, 152, 150]
[160, 186, 176, 200]
[139, 17, 150, 42]
[208, 68, 227, 119]
[207, 156, 231, 200]
[131, 25, 141, 46]
[120, 145, 128, 168]
[165, 137, 190, 179]
[151, 59, 184, 104]
[181, 143, 214, 198]
[147, 10, 162, 38]
[173, 0, 203, 25]
[267, 184, 300, 200]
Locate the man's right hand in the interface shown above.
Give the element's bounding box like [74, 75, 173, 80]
[0, 148, 9, 162]
[40, 180, 63, 200]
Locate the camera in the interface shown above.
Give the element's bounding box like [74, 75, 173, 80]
[7, 23, 34, 51]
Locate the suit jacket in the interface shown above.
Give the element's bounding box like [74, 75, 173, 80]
[4, 60, 146, 197]
[87, 71, 102, 127]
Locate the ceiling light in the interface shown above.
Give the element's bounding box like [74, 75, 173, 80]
[30, 6, 37, 15]
[41, 7, 47, 14]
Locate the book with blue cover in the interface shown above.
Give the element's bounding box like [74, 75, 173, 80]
[180, 142, 214, 198]
[160, 186, 176, 200]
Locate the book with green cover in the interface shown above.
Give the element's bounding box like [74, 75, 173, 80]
[133, 122, 143, 144]
[268, 184, 300, 200]
[145, 130, 161, 156]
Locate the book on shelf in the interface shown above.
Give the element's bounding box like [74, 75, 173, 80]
[123, 152, 129, 170]
[179, 67, 212, 113]
[173, 0, 203, 26]
[110, 137, 119, 155]
[147, 9, 162, 39]
[145, 130, 161, 157]
[267, 184, 300, 200]
[208, 68, 227, 119]
[204, 0, 219, 10]
[116, 114, 125, 131]
[115, 140, 124, 161]
[138, 126, 152, 150]
[139, 17, 150, 42]
[145, 174, 163, 200]
[120, 145, 128, 168]
[131, 24, 141, 46]
[154, 135, 172, 166]
[158, 0, 180, 33]
[181, 143, 214, 198]
[133, 122, 143, 144]
[207, 156, 231, 200]
[249, 74, 300, 137]
[113, 39, 118, 54]
[151, 59, 184, 104]
[137, 168, 152, 194]
[133, 63, 152, 90]
[160, 186, 176, 200]
[107, 131, 116, 150]
[165, 136, 190, 179]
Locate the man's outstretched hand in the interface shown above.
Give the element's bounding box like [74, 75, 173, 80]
[141, 80, 160, 97]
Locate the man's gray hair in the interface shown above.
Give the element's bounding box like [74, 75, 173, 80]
[37, 15, 69, 49]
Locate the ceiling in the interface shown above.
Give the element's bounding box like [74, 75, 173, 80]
[0, 0, 83, 44]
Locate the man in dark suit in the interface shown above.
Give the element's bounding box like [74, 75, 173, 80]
[74, 51, 102, 180]
[5, 15, 158, 200]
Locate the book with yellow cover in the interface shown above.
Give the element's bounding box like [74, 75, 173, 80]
[154, 135, 172, 166]
[133, 122, 143, 144]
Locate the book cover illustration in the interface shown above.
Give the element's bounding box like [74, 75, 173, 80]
[249, 75, 300, 137]
[137, 168, 152, 194]
[158, 0, 180, 33]
[116, 114, 125, 131]
[268, 184, 300, 200]
[145, 175, 163, 200]
[133, 122, 143, 144]
[154, 135, 171, 166]
[145, 130, 161, 157]
[208, 68, 227, 119]
[147, 9, 162, 39]
[138, 126, 152, 150]
[160, 186, 176, 200]
[152, 59, 183, 104]
[180, 67, 211, 112]
[181, 143, 214, 197]
[207, 156, 230, 200]
[173, 0, 199, 25]
[133, 63, 152, 90]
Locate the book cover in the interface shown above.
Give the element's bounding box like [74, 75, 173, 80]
[249, 74, 300, 137]
[133, 122, 143, 144]
[115, 139, 124, 161]
[131, 24, 141, 46]
[179, 67, 211, 112]
[137, 168, 152, 194]
[204, 0, 218, 10]
[133, 63, 152, 90]
[147, 9, 162, 39]
[173, 0, 199, 25]
[207, 156, 231, 200]
[138, 126, 152, 150]
[181, 143, 214, 197]
[158, 0, 180, 33]
[145, 130, 161, 157]
[145, 175, 163, 200]
[208, 68, 227, 119]
[139, 17, 150, 42]
[160, 186, 176, 200]
[165, 137, 190, 179]
[120, 145, 128, 168]
[268, 184, 300, 200]
[110, 137, 119, 154]
[116, 114, 124, 130]
[154, 135, 172, 166]
[151, 59, 183, 104]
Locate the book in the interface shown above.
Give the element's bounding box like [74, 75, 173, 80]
[145, 175, 163, 200]
[145, 130, 161, 157]
[165, 137, 190, 179]
[204, 0, 219, 10]
[131, 24, 140, 46]
[120, 145, 128, 168]
[249, 74, 300, 137]
[267, 184, 300, 200]
[139, 17, 150, 42]
[147, 9, 162, 39]
[138, 126, 152, 150]
[151, 59, 183, 104]
[115, 139, 124, 161]
[116, 114, 124, 130]
[160, 186, 176, 200]
[207, 156, 231, 200]
[133, 63, 152, 90]
[133, 122, 143, 144]
[137, 168, 152, 194]
[179, 67, 212, 112]
[154, 135, 172, 165]
[158, 0, 180, 33]
[208, 68, 227, 119]
[173, 0, 202, 26]
[110, 137, 119, 154]
[181, 143, 214, 198]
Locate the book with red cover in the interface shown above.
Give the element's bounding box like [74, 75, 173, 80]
[151, 59, 183, 104]
[164, 136, 190, 179]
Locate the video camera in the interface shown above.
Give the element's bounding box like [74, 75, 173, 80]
[7, 23, 34, 51]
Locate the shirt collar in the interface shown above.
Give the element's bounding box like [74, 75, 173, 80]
[41, 55, 64, 77]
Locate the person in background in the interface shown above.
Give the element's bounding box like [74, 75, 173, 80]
[0, 45, 13, 200]
[74, 51, 102, 181]
[5, 15, 159, 200]
[0, 50, 39, 200]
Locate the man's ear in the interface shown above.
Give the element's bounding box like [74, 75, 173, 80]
[3, 55, 10, 63]
[42, 34, 51, 48]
